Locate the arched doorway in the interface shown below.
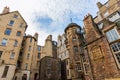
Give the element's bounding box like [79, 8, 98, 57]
[34, 73, 38, 80]
[22, 74, 27, 80]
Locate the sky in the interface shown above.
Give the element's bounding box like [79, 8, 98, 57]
[0, 0, 108, 46]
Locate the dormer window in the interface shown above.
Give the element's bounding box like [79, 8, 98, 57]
[19, 23, 23, 28]
[108, 12, 120, 22]
[76, 28, 80, 32]
[105, 3, 109, 7]
[104, 11, 109, 17]
[98, 23, 103, 29]
[13, 14, 18, 18]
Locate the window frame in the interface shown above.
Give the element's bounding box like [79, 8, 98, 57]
[2, 66, 9, 78]
[28, 46, 31, 51]
[1, 38, 7, 46]
[19, 23, 23, 28]
[0, 51, 3, 58]
[13, 14, 18, 18]
[38, 53, 40, 59]
[106, 27, 120, 43]
[110, 42, 120, 68]
[38, 46, 41, 51]
[8, 20, 14, 26]
[30, 38, 32, 43]
[67, 70, 69, 76]
[4, 28, 11, 35]
[16, 31, 21, 36]
[76, 63, 82, 71]
[73, 46, 78, 53]
[72, 37, 77, 42]
[10, 52, 15, 59]
[103, 11, 109, 17]
[27, 53, 30, 59]
[14, 40, 18, 46]
[25, 63, 28, 70]
[83, 63, 89, 75]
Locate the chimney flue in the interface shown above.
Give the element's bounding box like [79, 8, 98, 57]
[97, 2, 103, 9]
[2, 6, 10, 14]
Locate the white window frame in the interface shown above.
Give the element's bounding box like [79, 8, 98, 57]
[111, 42, 120, 68]
[10, 52, 15, 59]
[25, 63, 28, 69]
[104, 11, 109, 17]
[106, 27, 120, 43]
[1, 38, 7, 46]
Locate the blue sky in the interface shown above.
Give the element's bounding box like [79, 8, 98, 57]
[0, 0, 108, 45]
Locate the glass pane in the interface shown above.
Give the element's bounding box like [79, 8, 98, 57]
[2, 39, 7, 46]
[9, 20, 14, 26]
[14, 41, 18, 46]
[5, 29, 11, 35]
[106, 28, 119, 42]
[0, 51, 3, 58]
[10, 52, 15, 59]
[17, 31, 21, 36]
[116, 53, 120, 63]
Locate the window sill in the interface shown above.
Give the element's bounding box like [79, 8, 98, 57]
[16, 36, 21, 37]
[0, 45, 6, 47]
[77, 70, 82, 72]
[7, 24, 13, 26]
[14, 45, 18, 47]
[4, 34, 10, 36]
[10, 58, 14, 60]
[109, 39, 120, 45]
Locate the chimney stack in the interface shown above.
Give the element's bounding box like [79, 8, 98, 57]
[2, 6, 10, 14]
[97, 2, 103, 9]
[34, 33, 39, 40]
[46, 35, 52, 41]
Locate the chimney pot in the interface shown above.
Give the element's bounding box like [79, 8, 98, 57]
[2, 6, 10, 14]
[97, 2, 103, 9]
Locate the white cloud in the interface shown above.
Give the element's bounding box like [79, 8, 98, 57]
[0, 0, 107, 46]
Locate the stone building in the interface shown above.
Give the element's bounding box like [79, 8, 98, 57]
[14, 33, 38, 80]
[39, 35, 60, 80]
[64, 23, 87, 80]
[31, 45, 42, 80]
[0, 7, 27, 80]
[29, 33, 40, 80]
[39, 56, 61, 80]
[0, 7, 42, 80]
[57, 34, 72, 80]
[83, 0, 120, 80]
[12, 33, 39, 80]
[42, 35, 57, 58]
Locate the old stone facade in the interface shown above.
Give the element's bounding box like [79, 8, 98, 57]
[39, 35, 61, 80]
[0, 7, 41, 80]
[14, 33, 39, 80]
[57, 34, 72, 80]
[2, 0, 120, 80]
[83, 0, 120, 80]
[64, 23, 86, 80]
[0, 7, 27, 80]
[39, 56, 61, 80]
[42, 35, 57, 58]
